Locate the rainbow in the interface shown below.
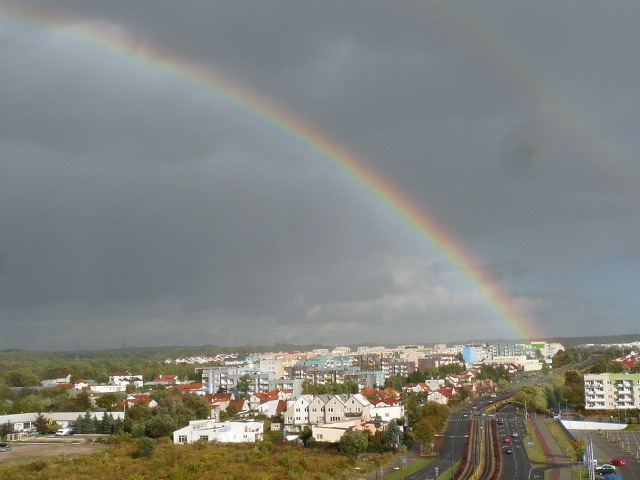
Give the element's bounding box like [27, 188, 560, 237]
[0, 6, 541, 340]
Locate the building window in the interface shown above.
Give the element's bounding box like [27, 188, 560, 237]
[178, 435, 188, 443]
[199, 435, 208, 442]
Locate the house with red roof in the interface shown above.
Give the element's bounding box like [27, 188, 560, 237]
[151, 374, 180, 385]
[167, 382, 203, 393]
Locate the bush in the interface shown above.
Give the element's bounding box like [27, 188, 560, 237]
[135, 437, 156, 458]
[339, 430, 368, 457]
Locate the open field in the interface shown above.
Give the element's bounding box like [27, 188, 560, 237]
[0, 440, 105, 465]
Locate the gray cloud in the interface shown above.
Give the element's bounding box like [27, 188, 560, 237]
[1, 0, 639, 350]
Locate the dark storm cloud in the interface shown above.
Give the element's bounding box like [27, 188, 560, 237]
[1, 0, 640, 349]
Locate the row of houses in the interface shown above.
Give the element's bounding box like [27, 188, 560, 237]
[172, 388, 404, 444]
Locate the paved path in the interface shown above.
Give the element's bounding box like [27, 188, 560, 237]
[529, 417, 573, 480]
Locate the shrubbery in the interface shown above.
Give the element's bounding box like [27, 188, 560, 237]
[135, 437, 156, 458]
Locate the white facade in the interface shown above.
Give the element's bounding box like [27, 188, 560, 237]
[344, 394, 371, 421]
[109, 372, 144, 388]
[308, 395, 329, 424]
[369, 402, 404, 422]
[255, 399, 282, 418]
[0, 411, 125, 432]
[284, 395, 314, 431]
[173, 420, 263, 444]
[90, 384, 127, 393]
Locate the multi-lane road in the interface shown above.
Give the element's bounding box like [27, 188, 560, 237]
[388, 389, 639, 480]
[497, 405, 531, 480]
[401, 396, 532, 480]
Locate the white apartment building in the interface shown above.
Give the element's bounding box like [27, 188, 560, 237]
[584, 373, 640, 411]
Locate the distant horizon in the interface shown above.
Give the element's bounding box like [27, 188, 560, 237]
[2, 333, 639, 355]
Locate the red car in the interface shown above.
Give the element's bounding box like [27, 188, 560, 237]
[503, 436, 511, 443]
[610, 458, 626, 466]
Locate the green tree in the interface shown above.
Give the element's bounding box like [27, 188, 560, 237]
[571, 439, 586, 461]
[135, 437, 156, 458]
[80, 411, 95, 433]
[182, 392, 211, 420]
[386, 420, 403, 449]
[563, 370, 584, 408]
[339, 430, 368, 457]
[145, 413, 177, 438]
[0, 370, 41, 387]
[95, 393, 120, 410]
[406, 370, 427, 384]
[220, 404, 238, 421]
[236, 374, 252, 397]
[127, 403, 153, 422]
[412, 416, 436, 446]
[417, 401, 449, 431]
[512, 385, 547, 414]
[100, 413, 116, 434]
[68, 391, 92, 412]
[34, 413, 51, 434]
[384, 375, 405, 391]
[541, 362, 551, 375]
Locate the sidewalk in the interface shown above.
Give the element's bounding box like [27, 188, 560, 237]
[529, 417, 573, 480]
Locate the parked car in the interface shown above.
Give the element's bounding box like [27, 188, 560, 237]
[0, 443, 12, 452]
[610, 458, 626, 466]
[595, 464, 616, 475]
[55, 428, 73, 436]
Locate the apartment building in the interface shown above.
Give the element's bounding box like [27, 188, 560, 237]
[584, 373, 640, 411]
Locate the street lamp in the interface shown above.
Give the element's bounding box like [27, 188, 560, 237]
[510, 400, 528, 419]
[436, 433, 470, 479]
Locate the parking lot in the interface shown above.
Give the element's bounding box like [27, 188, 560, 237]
[0, 437, 106, 464]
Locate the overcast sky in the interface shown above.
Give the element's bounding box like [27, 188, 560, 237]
[1, 1, 639, 351]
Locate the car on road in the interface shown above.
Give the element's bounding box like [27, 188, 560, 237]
[610, 458, 626, 466]
[511, 432, 519, 438]
[503, 447, 513, 454]
[503, 436, 511, 443]
[0, 443, 12, 452]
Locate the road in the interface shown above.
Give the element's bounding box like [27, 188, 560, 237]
[497, 405, 531, 480]
[395, 410, 470, 480]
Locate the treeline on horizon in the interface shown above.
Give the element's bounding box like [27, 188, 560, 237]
[1, 334, 638, 388]
[3, 332, 639, 358]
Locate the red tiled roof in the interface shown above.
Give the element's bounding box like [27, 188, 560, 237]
[276, 400, 288, 413]
[153, 374, 178, 382]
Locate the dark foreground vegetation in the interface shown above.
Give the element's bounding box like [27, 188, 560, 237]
[0, 437, 381, 480]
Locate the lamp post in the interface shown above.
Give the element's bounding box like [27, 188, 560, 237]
[510, 400, 528, 419]
[436, 433, 469, 479]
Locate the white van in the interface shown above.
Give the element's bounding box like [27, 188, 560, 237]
[55, 428, 73, 436]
